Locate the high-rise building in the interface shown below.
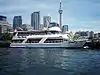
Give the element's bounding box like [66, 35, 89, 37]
[31, 11, 40, 30]
[0, 15, 12, 33]
[43, 16, 51, 28]
[13, 16, 22, 29]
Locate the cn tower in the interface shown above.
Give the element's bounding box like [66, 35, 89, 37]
[58, 0, 63, 28]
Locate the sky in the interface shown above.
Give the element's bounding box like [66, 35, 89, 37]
[0, 0, 100, 32]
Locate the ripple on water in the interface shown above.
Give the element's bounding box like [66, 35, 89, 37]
[0, 48, 100, 75]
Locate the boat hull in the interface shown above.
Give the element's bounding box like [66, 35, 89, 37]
[10, 41, 85, 48]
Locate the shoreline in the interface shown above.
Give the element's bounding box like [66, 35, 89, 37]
[0, 41, 10, 48]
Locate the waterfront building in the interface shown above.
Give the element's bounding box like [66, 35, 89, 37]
[94, 33, 100, 38]
[75, 31, 88, 36]
[75, 31, 89, 39]
[43, 16, 51, 28]
[21, 24, 33, 31]
[21, 24, 28, 31]
[0, 15, 12, 33]
[31, 11, 40, 30]
[62, 25, 68, 32]
[13, 16, 22, 30]
[88, 31, 94, 39]
[93, 33, 100, 42]
[75, 31, 95, 39]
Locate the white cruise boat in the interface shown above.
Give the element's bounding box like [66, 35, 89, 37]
[10, 27, 86, 48]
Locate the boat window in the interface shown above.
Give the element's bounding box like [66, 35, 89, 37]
[26, 38, 42, 43]
[69, 41, 75, 43]
[44, 38, 63, 43]
[13, 32, 17, 36]
[64, 39, 68, 41]
[17, 31, 48, 36]
[12, 39, 24, 43]
[17, 30, 61, 36]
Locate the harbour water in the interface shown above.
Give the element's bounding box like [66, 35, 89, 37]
[0, 48, 100, 75]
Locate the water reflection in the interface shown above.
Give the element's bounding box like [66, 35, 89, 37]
[0, 48, 100, 75]
[20, 49, 64, 68]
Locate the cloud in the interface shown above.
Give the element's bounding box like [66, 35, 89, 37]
[0, 0, 100, 32]
[0, 0, 59, 24]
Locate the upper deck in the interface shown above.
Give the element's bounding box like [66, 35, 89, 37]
[13, 30, 61, 36]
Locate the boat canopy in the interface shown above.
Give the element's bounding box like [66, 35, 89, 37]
[15, 30, 61, 36]
[48, 26, 61, 32]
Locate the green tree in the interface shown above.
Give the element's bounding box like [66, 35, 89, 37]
[0, 33, 13, 42]
[73, 35, 80, 40]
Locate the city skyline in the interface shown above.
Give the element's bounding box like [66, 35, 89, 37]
[0, 0, 100, 32]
